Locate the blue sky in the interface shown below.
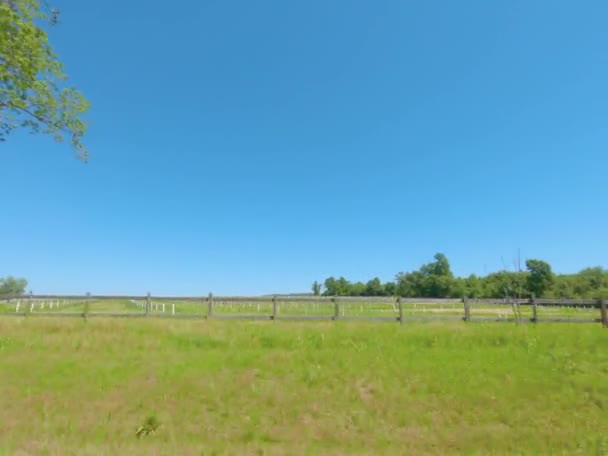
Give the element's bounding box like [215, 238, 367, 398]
[2, 0, 607, 295]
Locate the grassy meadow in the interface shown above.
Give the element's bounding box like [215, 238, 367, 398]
[0, 318, 607, 454]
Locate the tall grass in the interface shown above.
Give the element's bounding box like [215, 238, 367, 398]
[0, 319, 606, 454]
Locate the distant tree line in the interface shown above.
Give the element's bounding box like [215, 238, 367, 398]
[313, 253, 608, 299]
[0, 276, 28, 296]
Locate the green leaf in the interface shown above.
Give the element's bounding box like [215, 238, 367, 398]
[0, 0, 90, 159]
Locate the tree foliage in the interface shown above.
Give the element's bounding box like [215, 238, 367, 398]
[525, 259, 554, 298]
[0, 0, 90, 158]
[396, 253, 454, 297]
[316, 254, 608, 299]
[0, 276, 28, 296]
[311, 281, 321, 296]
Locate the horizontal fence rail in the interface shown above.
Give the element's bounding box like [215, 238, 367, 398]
[0, 294, 606, 326]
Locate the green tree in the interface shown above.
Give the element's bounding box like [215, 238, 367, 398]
[395, 253, 455, 297]
[525, 259, 554, 298]
[335, 277, 351, 296]
[420, 253, 453, 278]
[348, 281, 366, 296]
[319, 255, 604, 300]
[465, 274, 483, 298]
[323, 277, 337, 296]
[311, 281, 321, 296]
[0, 0, 90, 158]
[0, 276, 28, 296]
[482, 270, 527, 298]
[572, 267, 608, 298]
[550, 275, 576, 298]
[384, 281, 396, 296]
[395, 270, 424, 297]
[421, 253, 454, 297]
[363, 277, 385, 296]
[423, 275, 454, 298]
[449, 277, 467, 298]
[323, 276, 351, 296]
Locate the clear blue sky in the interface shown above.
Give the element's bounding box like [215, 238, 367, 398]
[3, 0, 607, 295]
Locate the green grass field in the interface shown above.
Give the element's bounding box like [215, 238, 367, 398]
[0, 318, 606, 454]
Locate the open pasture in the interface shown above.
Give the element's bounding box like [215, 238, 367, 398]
[0, 318, 607, 454]
[0, 296, 603, 323]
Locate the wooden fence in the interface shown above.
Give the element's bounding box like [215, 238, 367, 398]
[1, 294, 607, 326]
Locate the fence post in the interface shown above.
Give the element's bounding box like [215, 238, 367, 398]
[397, 297, 403, 325]
[333, 297, 339, 321]
[530, 294, 538, 323]
[272, 295, 278, 320]
[83, 292, 91, 319]
[600, 299, 607, 328]
[207, 292, 213, 318]
[146, 292, 151, 316]
[463, 297, 471, 322]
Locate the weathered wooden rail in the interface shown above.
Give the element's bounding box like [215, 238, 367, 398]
[0, 294, 606, 326]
